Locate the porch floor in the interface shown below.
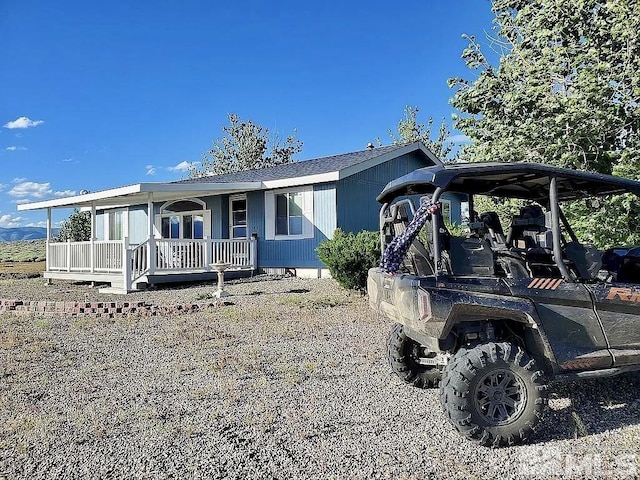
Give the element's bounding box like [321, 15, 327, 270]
[44, 268, 256, 294]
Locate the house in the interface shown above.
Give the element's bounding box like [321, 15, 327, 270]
[18, 141, 462, 293]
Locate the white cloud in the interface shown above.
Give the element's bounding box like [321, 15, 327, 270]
[11, 199, 33, 205]
[7, 180, 76, 200]
[447, 134, 471, 144]
[0, 214, 25, 227]
[12, 177, 26, 183]
[168, 160, 194, 172]
[3, 116, 44, 129]
[26, 221, 47, 228]
[6, 146, 27, 151]
[62, 157, 73, 162]
[54, 190, 76, 197]
[9, 181, 52, 198]
[145, 164, 156, 176]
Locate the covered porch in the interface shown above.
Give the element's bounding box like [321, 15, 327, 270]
[18, 180, 263, 293]
[45, 236, 258, 292]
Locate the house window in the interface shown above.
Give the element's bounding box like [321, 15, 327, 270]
[230, 196, 247, 238]
[276, 192, 303, 236]
[107, 210, 125, 240]
[157, 199, 208, 240]
[265, 186, 314, 240]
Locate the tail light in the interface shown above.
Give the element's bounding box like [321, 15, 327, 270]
[367, 276, 378, 304]
[417, 289, 432, 321]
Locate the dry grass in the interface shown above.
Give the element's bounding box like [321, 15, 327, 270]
[0, 240, 46, 263]
[0, 262, 45, 276]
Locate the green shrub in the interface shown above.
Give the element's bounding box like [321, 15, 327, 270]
[317, 229, 381, 291]
[58, 209, 91, 242]
[0, 240, 46, 262]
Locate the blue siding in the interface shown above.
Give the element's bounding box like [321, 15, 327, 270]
[204, 196, 222, 238]
[313, 183, 337, 240]
[220, 195, 229, 238]
[336, 151, 431, 233]
[247, 184, 336, 268]
[445, 192, 467, 225]
[246, 190, 264, 239]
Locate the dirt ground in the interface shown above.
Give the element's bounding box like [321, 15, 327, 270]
[0, 276, 639, 479]
[0, 262, 45, 276]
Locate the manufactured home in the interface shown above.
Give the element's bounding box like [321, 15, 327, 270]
[18, 142, 462, 293]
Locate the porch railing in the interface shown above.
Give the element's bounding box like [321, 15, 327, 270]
[48, 240, 123, 273]
[47, 237, 257, 290]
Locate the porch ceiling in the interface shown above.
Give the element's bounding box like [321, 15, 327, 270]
[17, 181, 263, 211]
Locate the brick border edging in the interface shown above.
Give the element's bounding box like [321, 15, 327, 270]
[0, 299, 219, 318]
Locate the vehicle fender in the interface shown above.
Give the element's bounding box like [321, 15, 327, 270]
[424, 287, 558, 372]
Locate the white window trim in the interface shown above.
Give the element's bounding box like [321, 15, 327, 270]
[440, 199, 452, 224]
[103, 208, 129, 241]
[265, 186, 314, 240]
[155, 198, 210, 240]
[229, 194, 247, 239]
[159, 198, 206, 212]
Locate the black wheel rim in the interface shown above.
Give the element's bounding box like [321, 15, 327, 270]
[474, 368, 527, 426]
[406, 342, 436, 373]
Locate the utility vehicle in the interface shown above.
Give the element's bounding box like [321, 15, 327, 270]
[367, 162, 640, 446]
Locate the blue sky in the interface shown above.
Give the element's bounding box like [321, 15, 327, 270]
[0, 0, 495, 228]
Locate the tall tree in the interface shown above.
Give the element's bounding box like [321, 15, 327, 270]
[190, 113, 303, 178]
[449, 0, 640, 246]
[450, 0, 640, 173]
[58, 209, 91, 242]
[384, 106, 456, 161]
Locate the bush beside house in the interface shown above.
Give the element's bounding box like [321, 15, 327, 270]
[317, 229, 380, 291]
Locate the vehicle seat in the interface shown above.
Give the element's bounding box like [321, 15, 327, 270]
[564, 241, 602, 281]
[392, 203, 434, 276]
[601, 249, 624, 280]
[449, 237, 495, 276]
[480, 211, 506, 249]
[506, 205, 547, 250]
[618, 247, 640, 283]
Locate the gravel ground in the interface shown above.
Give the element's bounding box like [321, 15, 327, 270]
[1, 276, 639, 479]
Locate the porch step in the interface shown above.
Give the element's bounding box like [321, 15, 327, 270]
[98, 286, 129, 295]
[99, 281, 141, 295]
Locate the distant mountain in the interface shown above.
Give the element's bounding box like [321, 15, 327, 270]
[0, 227, 61, 242]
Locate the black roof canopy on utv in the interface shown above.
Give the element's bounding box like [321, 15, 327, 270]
[377, 162, 640, 204]
[376, 161, 640, 282]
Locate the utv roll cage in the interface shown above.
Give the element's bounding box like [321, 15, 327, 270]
[377, 162, 640, 282]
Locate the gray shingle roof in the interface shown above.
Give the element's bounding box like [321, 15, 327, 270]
[174, 143, 413, 184]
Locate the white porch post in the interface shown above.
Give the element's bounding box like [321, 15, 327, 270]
[250, 234, 258, 268]
[204, 236, 210, 271]
[122, 236, 131, 291]
[45, 208, 51, 272]
[45, 208, 52, 284]
[66, 240, 71, 272]
[147, 193, 155, 275]
[90, 203, 96, 273]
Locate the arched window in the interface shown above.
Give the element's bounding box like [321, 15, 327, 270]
[158, 199, 208, 239]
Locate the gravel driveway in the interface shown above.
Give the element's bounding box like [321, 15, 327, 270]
[1, 276, 639, 479]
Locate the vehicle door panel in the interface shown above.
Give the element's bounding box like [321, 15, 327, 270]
[589, 284, 640, 366]
[506, 278, 612, 371]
